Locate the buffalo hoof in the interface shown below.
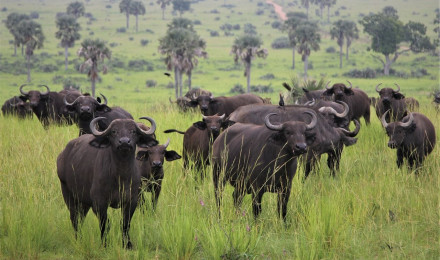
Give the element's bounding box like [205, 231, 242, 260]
[124, 241, 133, 250]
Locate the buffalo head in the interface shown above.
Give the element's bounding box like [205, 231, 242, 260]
[65, 93, 109, 120]
[136, 139, 181, 168]
[189, 93, 215, 114]
[19, 84, 50, 108]
[433, 91, 440, 104]
[381, 110, 415, 149]
[89, 117, 158, 155]
[318, 101, 350, 128]
[323, 81, 354, 99]
[375, 83, 405, 106]
[193, 114, 228, 138]
[265, 111, 317, 155]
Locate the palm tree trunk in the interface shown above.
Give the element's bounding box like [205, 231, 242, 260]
[346, 44, 349, 60]
[162, 7, 165, 20]
[174, 67, 179, 99]
[21, 45, 24, 56]
[292, 47, 295, 69]
[135, 15, 139, 33]
[384, 54, 391, 76]
[306, 6, 309, 20]
[327, 6, 330, 23]
[14, 44, 17, 56]
[339, 44, 343, 69]
[179, 69, 183, 97]
[27, 54, 31, 82]
[320, 4, 323, 19]
[246, 61, 251, 93]
[91, 78, 96, 97]
[304, 54, 308, 80]
[126, 12, 129, 29]
[65, 46, 69, 70]
[188, 70, 192, 90]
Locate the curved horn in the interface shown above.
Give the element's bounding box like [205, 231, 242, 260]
[163, 138, 170, 149]
[89, 117, 110, 136]
[304, 98, 316, 106]
[346, 80, 352, 89]
[99, 93, 107, 105]
[398, 113, 414, 128]
[375, 83, 382, 93]
[137, 117, 156, 135]
[325, 81, 332, 90]
[202, 114, 208, 120]
[219, 114, 225, 120]
[334, 101, 349, 118]
[64, 95, 81, 106]
[393, 83, 401, 93]
[264, 113, 283, 131]
[339, 120, 360, 137]
[192, 93, 197, 100]
[9, 98, 20, 107]
[38, 85, 50, 95]
[304, 111, 317, 130]
[182, 96, 191, 102]
[380, 110, 389, 128]
[169, 97, 175, 104]
[19, 84, 29, 95]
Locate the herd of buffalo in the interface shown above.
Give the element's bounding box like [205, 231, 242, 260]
[2, 82, 438, 248]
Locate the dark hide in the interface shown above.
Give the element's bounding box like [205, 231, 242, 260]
[298, 89, 332, 104]
[2, 96, 33, 119]
[57, 118, 158, 248]
[136, 140, 181, 209]
[382, 112, 436, 172]
[228, 103, 359, 178]
[322, 83, 371, 125]
[169, 88, 212, 112]
[189, 93, 264, 116]
[374, 85, 407, 121]
[404, 97, 419, 111]
[212, 115, 317, 220]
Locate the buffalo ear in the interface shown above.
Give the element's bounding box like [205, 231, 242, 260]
[137, 136, 158, 148]
[19, 95, 28, 101]
[268, 132, 287, 145]
[193, 121, 207, 130]
[344, 88, 354, 96]
[66, 104, 76, 112]
[341, 136, 357, 146]
[221, 120, 235, 129]
[136, 151, 149, 161]
[188, 101, 199, 107]
[165, 150, 182, 161]
[322, 90, 333, 96]
[96, 97, 102, 103]
[89, 136, 111, 148]
[97, 104, 111, 113]
[393, 93, 405, 100]
[305, 131, 316, 145]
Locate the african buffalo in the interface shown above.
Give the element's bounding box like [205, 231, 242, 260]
[19, 84, 81, 128]
[281, 82, 331, 104]
[188, 93, 264, 116]
[164, 114, 229, 177]
[322, 81, 370, 125]
[434, 91, 440, 111]
[405, 97, 419, 111]
[228, 103, 359, 178]
[1, 96, 33, 119]
[381, 111, 436, 172]
[169, 88, 212, 112]
[136, 139, 181, 209]
[374, 83, 407, 121]
[57, 117, 158, 248]
[212, 112, 318, 220]
[64, 93, 133, 136]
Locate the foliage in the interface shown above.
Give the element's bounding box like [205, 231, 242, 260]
[294, 20, 320, 79]
[119, 0, 132, 28]
[229, 83, 245, 94]
[271, 37, 290, 49]
[243, 23, 257, 35]
[5, 13, 31, 55]
[172, 0, 191, 17]
[156, 0, 172, 20]
[66, 1, 85, 19]
[146, 79, 157, 87]
[343, 68, 376, 78]
[55, 15, 81, 48]
[284, 76, 327, 102]
[129, 1, 146, 32]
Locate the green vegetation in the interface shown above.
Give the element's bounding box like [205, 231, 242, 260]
[0, 0, 439, 258]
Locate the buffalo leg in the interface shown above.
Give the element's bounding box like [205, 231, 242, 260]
[364, 108, 371, 125]
[61, 183, 89, 236]
[251, 190, 264, 219]
[122, 204, 136, 249]
[151, 184, 161, 210]
[327, 148, 342, 177]
[93, 206, 109, 247]
[212, 163, 224, 218]
[232, 188, 245, 208]
[396, 149, 404, 168]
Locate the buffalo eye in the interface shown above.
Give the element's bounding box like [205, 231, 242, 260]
[112, 130, 117, 135]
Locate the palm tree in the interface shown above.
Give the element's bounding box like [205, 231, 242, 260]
[185, 38, 207, 90]
[172, 0, 191, 17]
[301, 0, 311, 19]
[312, 0, 324, 19]
[330, 20, 346, 68]
[55, 15, 81, 70]
[130, 1, 146, 33]
[323, 0, 336, 23]
[344, 21, 358, 60]
[67, 1, 85, 19]
[231, 34, 268, 93]
[283, 12, 307, 69]
[119, 0, 132, 29]
[156, 0, 171, 20]
[77, 39, 111, 97]
[5, 13, 30, 56]
[16, 20, 45, 82]
[295, 21, 320, 80]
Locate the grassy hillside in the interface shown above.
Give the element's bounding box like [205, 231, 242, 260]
[0, 0, 439, 259]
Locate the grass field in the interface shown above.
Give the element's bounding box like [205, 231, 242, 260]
[0, 0, 439, 259]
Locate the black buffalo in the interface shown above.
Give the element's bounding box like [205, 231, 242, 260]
[2, 96, 33, 119]
[57, 117, 158, 248]
[212, 112, 318, 220]
[64, 93, 133, 136]
[228, 103, 359, 178]
[19, 84, 81, 128]
[188, 93, 264, 116]
[164, 114, 228, 177]
[169, 88, 212, 112]
[322, 81, 371, 125]
[374, 83, 407, 121]
[136, 138, 181, 209]
[381, 111, 436, 172]
[434, 91, 440, 111]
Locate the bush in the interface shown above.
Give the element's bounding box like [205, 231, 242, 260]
[145, 29, 154, 34]
[140, 39, 149, 46]
[128, 59, 154, 71]
[220, 23, 233, 31]
[244, 23, 257, 35]
[110, 58, 125, 69]
[63, 78, 81, 90]
[210, 30, 219, 37]
[193, 20, 201, 25]
[271, 21, 282, 29]
[146, 80, 157, 88]
[271, 37, 290, 49]
[38, 64, 58, 73]
[259, 73, 275, 80]
[251, 84, 273, 93]
[232, 24, 240, 30]
[89, 31, 94, 36]
[129, 37, 134, 41]
[109, 42, 118, 48]
[230, 84, 245, 94]
[343, 68, 376, 78]
[1, 7, 7, 12]
[30, 11, 39, 19]
[106, 5, 112, 8]
[210, 9, 219, 14]
[411, 68, 429, 78]
[255, 9, 264, 15]
[326, 46, 336, 53]
[117, 27, 126, 33]
[166, 82, 174, 89]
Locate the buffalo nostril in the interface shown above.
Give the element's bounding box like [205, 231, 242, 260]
[119, 137, 131, 144]
[295, 143, 307, 150]
[152, 161, 162, 167]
